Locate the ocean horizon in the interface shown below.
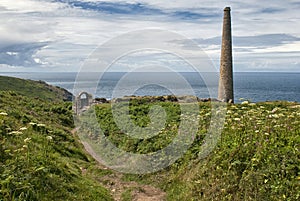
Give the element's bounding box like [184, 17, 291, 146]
[0, 72, 299, 103]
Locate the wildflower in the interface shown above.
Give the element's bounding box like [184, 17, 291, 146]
[37, 124, 46, 127]
[249, 103, 256, 106]
[257, 120, 263, 125]
[227, 110, 232, 114]
[205, 112, 211, 116]
[29, 122, 37, 125]
[271, 107, 279, 113]
[230, 105, 237, 109]
[46, 136, 53, 141]
[0, 112, 8, 116]
[255, 130, 259, 133]
[9, 131, 22, 135]
[234, 118, 241, 121]
[241, 101, 249, 105]
[233, 113, 239, 116]
[19, 127, 27, 131]
[24, 137, 31, 143]
[269, 114, 279, 118]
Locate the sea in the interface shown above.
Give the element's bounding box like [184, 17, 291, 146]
[0, 72, 299, 103]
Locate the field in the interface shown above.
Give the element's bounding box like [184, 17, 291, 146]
[0, 75, 299, 200]
[78, 98, 300, 200]
[0, 89, 112, 200]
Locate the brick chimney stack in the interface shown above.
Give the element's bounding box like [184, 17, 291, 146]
[218, 7, 234, 103]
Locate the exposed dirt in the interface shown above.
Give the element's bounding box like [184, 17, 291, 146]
[72, 127, 166, 201]
[98, 171, 166, 201]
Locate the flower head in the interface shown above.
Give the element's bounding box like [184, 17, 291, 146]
[24, 137, 31, 143]
[9, 131, 22, 135]
[46, 136, 53, 141]
[19, 127, 27, 131]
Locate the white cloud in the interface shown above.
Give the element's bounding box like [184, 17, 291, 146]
[0, 0, 299, 72]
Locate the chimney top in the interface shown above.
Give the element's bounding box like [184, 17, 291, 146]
[224, 7, 231, 11]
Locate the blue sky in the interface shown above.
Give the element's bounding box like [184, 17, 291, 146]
[0, 0, 299, 72]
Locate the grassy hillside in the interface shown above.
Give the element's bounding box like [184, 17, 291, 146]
[1, 75, 299, 200]
[0, 79, 112, 200]
[79, 99, 300, 201]
[0, 76, 73, 102]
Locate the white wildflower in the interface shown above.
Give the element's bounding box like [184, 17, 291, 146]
[241, 101, 249, 105]
[46, 136, 53, 141]
[271, 107, 279, 113]
[19, 127, 27, 131]
[9, 131, 22, 135]
[0, 112, 8, 116]
[24, 137, 31, 143]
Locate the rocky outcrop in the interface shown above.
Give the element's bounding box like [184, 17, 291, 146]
[109, 95, 219, 103]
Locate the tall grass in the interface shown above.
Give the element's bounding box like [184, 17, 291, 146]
[79, 99, 299, 200]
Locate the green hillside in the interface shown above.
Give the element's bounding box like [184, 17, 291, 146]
[1, 75, 299, 201]
[79, 99, 300, 201]
[0, 76, 73, 102]
[0, 77, 112, 200]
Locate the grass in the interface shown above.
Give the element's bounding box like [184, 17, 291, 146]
[0, 76, 73, 102]
[78, 98, 300, 201]
[120, 188, 134, 201]
[0, 75, 299, 200]
[0, 90, 112, 201]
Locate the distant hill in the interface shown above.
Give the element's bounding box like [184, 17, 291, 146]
[0, 75, 73, 102]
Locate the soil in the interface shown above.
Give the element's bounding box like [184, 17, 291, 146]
[72, 127, 166, 201]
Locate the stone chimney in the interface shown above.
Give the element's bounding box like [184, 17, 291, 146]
[218, 7, 234, 103]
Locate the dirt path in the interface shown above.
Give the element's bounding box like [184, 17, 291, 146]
[98, 171, 166, 201]
[72, 129, 166, 201]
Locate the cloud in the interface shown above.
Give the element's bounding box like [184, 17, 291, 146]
[196, 34, 300, 49]
[0, 0, 299, 72]
[0, 42, 49, 67]
[54, 0, 220, 21]
[56, 0, 163, 15]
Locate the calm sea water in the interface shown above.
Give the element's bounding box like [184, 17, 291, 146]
[0, 72, 299, 103]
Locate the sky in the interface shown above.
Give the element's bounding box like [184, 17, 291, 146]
[0, 0, 299, 72]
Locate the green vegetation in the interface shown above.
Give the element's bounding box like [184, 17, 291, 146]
[120, 188, 134, 201]
[79, 99, 300, 201]
[0, 76, 112, 201]
[1, 75, 299, 201]
[0, 76, 73, 102]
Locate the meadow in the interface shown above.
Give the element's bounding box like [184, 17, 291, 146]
[78, 98, 300, 200]
[0, 75, 299, 200]
[0, 90, 112, 201]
